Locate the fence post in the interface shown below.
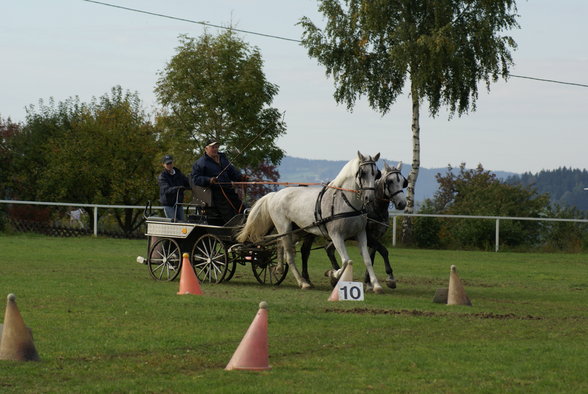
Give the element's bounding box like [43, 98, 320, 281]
[93, 206, 98, 237]
[392, 216, 397, 247]
[495, 218, 500, 252]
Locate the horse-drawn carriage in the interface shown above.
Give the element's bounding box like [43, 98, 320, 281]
[141, 153, 407, 293]
[142, 185, 288, 286]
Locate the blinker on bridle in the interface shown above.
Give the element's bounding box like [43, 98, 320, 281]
[355, 160, 378, 193]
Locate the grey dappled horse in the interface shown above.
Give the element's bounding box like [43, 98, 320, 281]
[300, 162, 408, 289]
[237, 152, 384, 292]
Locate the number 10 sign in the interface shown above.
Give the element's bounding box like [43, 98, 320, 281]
[337, 281, 365, 301]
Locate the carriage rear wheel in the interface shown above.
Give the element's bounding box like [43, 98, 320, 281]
[251, 246, 288, 286]
[191, 234, 228, 283]
[148, 238, 182, 281]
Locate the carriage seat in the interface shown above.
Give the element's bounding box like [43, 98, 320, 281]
[191, 185, 213, 207]
[188, 185, 223, 224]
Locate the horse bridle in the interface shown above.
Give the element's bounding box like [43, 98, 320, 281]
[355, 159, 378, 193]
[313, 159, 378, 238]
[383, 170, 408, 200]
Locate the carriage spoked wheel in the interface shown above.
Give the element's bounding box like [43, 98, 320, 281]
[148, 238, 182, 281]
[251, 245, 289, 286]
[191, 234, 229, 283]
[224, 244, 242, 282]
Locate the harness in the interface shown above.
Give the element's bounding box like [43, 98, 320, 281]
[313, 159, 377, 238]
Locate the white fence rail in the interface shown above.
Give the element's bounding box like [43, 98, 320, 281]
[0, 199, 162, 237]
[389, 212, 588, 251]
[1, 200, 587, 251]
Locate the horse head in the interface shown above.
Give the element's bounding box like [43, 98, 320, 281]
[381, 161, 407, 210]
[355, 151, 380, 204]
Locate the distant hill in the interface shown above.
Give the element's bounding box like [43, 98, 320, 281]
[507, 168, 588, 211]
[277, 156, 516, 203]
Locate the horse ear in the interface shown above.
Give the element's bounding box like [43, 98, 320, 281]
[373, 153, 380, 162]
[396, 161, 403, 171]
[357, 151, 366, 162]
[383, 161, 392, 171]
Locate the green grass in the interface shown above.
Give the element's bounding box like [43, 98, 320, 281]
[0, 234, 587, 393]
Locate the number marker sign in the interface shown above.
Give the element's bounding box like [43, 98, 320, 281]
[337, 281, 364, 301]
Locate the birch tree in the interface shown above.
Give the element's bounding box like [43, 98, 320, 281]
[299, 0, 520, 224]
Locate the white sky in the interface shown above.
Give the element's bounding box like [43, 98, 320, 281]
[1, 0, 587, 173]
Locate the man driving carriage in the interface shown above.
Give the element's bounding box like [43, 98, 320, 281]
[191, 140, 247, 224]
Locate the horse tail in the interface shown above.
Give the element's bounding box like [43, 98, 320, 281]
[236, 193, 275, 243]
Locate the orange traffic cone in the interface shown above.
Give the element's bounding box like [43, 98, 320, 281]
[177, 253, 203, 295]
[447, 265, 472, 306]
[328, 261, 354, 301]
[0, 294, 40, 361]
[225, 301, 271, 371]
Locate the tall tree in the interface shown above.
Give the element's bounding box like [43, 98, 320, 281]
[0, 116, 21, 199]
[10, 87, 160, 234]
[155, 31, 286, 171]
[299, 0, 520, 221]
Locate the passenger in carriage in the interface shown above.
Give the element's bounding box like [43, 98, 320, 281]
[191, 140, 246, 224]
[158, 154, 190, 221]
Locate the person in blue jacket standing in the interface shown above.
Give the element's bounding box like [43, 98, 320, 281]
[191, 140, 246, 224]
[158, 154, 190, 221]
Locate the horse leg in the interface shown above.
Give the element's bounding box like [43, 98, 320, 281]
[324, 242, 342, 287]
[364, 238, 396, 289]
[356, 231, 383, 294]
[281, 235, 312, 290]
[300, 234, 315, 286]
[363, 247, 377, 291]
[376, 240, 396, 289]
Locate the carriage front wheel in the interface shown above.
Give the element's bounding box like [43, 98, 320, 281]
[148, 238, 182, 281]
[191, 234, 229, 283]
[251, 246, 288, 286]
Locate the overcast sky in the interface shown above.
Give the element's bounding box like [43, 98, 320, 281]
[1, 0, 587, 173]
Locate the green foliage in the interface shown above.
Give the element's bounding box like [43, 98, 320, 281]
[415, 163, 587, 251]
[300, 1, 520, 214]
[539, 205, 588, 252]
[0, 116, 21, 199]
[508, 167, 588, 211]
[299, 0, 519, 117]
[155, 31, 286, 170]
[411, 200, 441, 248]
[5, 87, 160, 234]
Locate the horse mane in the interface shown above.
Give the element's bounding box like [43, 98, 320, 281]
[328, 157, 359, 188]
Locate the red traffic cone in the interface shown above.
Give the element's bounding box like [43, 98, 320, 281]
[225, 301, 271, 371]
[328, 261, 354, 301]
[447, 265, 472, 306]
[177, 253, 203, 295]
[0, 294, 40, 361]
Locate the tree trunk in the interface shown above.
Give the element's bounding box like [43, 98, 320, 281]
[402, 80, 421, 242]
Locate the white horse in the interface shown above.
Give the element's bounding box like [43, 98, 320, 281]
[237, 151, 385, 292]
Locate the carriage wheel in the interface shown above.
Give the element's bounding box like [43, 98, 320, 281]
[251, 246, 289, 286]
[224, 251, 238, 282]
[191, 234, 228, 283]
[148, 238, 182, 281]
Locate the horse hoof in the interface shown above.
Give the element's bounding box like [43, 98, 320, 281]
[324, 269, 334, 278]
[386, 279, 397, 289]
[373, 285, 384, 294]
[365, 282, 373, 292]
[301, 283, 312, 290]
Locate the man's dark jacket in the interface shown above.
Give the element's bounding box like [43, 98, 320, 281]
[158, 168, 190, 206]
[191, 152, 243, 201]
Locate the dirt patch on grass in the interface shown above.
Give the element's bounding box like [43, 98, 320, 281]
[325, 307, 543, 320]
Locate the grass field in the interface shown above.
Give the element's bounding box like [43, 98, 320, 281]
[0, 234, 587, 393]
